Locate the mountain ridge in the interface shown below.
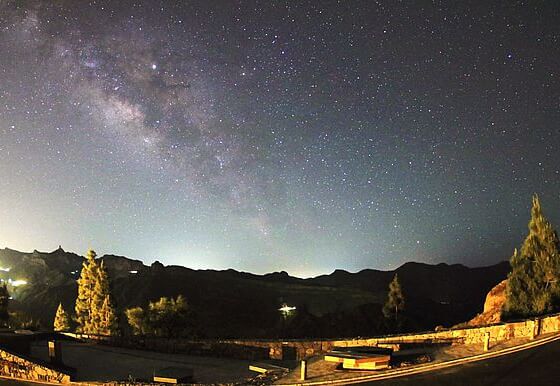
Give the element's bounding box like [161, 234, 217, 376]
[1, 246, 505, 279]
[0, 246, 510, 338]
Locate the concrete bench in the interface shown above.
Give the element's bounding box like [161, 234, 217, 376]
[325, 351, 391, 370]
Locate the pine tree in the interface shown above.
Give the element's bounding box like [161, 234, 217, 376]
[53, 303, 71, 332]
[505, 195, 560, 318]
[90, 260, 110, 333]
[74, 250, 118, 335]
[75, 249, 99, 333]
[0, 283, 9, 327]
[99, 295, 118, 336]
[383, 274, 405, 321]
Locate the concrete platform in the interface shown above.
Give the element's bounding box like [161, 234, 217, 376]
[29, 340, 253, 384]
[324, 351, 390, 370]
[275, 334, 557, 385]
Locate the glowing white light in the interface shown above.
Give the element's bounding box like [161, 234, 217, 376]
[9, 279, 27, 287]
[129, 270, 138, 274]
[279, 304, 296, 314]
[151, 64, 157, 70]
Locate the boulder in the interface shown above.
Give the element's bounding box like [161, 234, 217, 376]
[467, 279, 507, 326]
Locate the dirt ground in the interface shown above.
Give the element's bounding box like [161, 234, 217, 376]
[30, 340, 254, 384]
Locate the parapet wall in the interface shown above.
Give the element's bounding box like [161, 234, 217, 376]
[268, 313, 560, 360]
[66, 313, 560, 362]
[0, 348, 72, 383]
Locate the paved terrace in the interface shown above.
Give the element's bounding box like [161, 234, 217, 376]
[276, 335, 537, 384]
[30, 340, 254, 384]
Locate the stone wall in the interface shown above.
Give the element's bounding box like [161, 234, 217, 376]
[0, 348, 72, 383]
[272, 313, 560, 360]
[66, 312, 560, 362]
[65, 333, 272, 360]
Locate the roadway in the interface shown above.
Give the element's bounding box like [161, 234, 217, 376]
[362, 337, 560, 385]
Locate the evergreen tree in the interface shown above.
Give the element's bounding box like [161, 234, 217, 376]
[90, 260, 110, 333]
[75, 249, 99, 333]
[505, 195, 560, 318]
[383, 274, 405, 321]
[53, 303, 71, 332]
[0, 283, 9, 326]
[99, 295, 118, 336]
[74, 249, 117, 335]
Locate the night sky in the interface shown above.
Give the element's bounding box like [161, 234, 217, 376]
[1, 1, 559, 277]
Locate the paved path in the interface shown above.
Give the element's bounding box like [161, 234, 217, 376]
[361, 337, 560, 385]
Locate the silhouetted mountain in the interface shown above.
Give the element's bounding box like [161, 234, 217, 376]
[0, 247, 509, 338]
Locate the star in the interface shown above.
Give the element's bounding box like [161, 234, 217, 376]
[0, 0, 558, 276]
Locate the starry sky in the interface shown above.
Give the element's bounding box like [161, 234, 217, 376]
[0, 1, 559, 277]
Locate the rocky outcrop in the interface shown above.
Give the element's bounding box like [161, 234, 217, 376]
[467, 279, 507, 326]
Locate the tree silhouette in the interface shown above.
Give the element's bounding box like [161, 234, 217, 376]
[0, 283, 9, 326]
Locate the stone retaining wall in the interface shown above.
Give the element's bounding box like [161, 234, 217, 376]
[66, 313, 560, 362]
[274, 314, 560, 360]
[0, 348, 72, 383]
[65, 333, 272, 360]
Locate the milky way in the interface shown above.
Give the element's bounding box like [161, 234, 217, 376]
[0, 1, 559, 277]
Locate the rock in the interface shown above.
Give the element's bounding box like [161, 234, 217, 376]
[483, 279, 508, 313]
[467, 279, 507, 326]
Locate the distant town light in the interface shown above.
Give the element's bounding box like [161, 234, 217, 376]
[129, 270, 138, 274]
[279, 303, 296, 318]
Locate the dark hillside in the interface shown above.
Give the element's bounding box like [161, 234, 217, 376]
[0, 247, 509, 337]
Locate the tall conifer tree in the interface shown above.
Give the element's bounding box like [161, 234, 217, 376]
[383, 274, 405, 321]
[75, 251, 118, 335]
[90, 260, 110, 333]
[99, 295, 118, 336]
[505, 195, 560, 318]
[75, 249, 98, 333]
